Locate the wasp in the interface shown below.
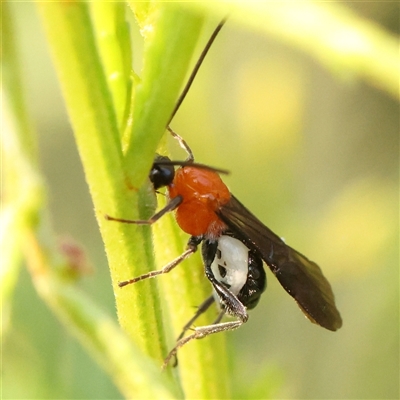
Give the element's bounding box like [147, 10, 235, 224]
[106, 19, 342, 367]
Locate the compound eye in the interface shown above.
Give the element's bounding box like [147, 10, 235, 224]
[150, 156, 175, 189]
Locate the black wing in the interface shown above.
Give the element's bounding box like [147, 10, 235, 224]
[217, 195, 342, 331]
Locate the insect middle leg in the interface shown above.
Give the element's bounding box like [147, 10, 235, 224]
[117, 235, 203, 287]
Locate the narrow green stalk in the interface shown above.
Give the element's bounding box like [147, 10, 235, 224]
[90, 2, 131, 129]
[122, 5, 231, 397]
[4, 2, 180, 396]
[152, 200, 230, 399]
[124, 4, 205, 188]
[36, 1, 168, 364]
[1, 1, 44, 332]
[24, 232, 178, 400]
[36, 2, 231, 398]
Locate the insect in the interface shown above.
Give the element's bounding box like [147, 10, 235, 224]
[106, 19, 342, 367]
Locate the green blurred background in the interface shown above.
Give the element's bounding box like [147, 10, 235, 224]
[3, 2, 398, 399]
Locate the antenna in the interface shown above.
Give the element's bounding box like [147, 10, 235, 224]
[166, 18, 227, 127]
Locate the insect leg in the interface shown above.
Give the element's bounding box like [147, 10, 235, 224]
[167, 126, 194, 162]
[163, 318, 244, 370]
[204, 253, 249, 321]
[163, 271, 249, 368]
[118, 235, 203, 287]
[105, 195, 183, 225]
[177, 295, 215, 340]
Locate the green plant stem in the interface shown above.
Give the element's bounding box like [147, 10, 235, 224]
[123, 5, 231, 397]
[4, 2, 180, 397]
[24, 232, 178, 400]
[124, 4, 205, 188]
[1, 1, 44, 333]
[36, 2, 231, 398]
[90, 2, 131, 129]
[36, 1, 168, 364]
[152, 200, 230, 399]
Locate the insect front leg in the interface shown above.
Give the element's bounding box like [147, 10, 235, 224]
[105, 195, 183, 226]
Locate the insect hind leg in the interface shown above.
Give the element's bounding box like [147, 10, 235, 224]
[177, 295, 216, 340]
[163, 318, 245, 369]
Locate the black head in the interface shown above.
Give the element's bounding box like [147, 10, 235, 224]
[150, 155, 175, 190]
